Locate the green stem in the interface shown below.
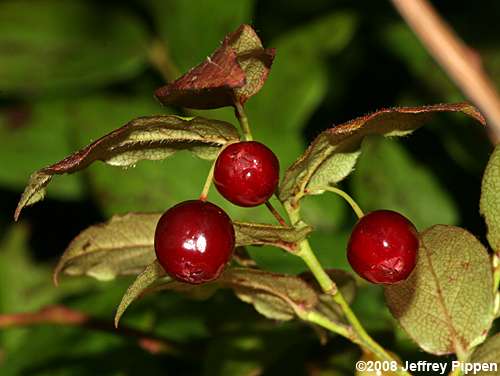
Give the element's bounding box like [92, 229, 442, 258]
[299, 240, 336, 294]
[297, 238, 411, 376]
[300, 310, 355, 341]
[331, 288, 389, 361]
[199, 160, 216, 201]
[323, 186, 364, 219]
[234, 101, 253, 141]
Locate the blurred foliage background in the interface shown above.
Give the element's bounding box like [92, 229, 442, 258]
[0, 0, 498, 375]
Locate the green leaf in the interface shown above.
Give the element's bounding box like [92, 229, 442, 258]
[54, 212, 312, 283]
[53, 213, 160, 284]
[234, 222, 312, 253]
[279, 103, 485, 213]
[154, 24, 274, 109]
[119, 267, 319, 324]
[233, 287, 296, 321]
[351, 137, 458, 229]
[14, 115, 239, 220]
[67, 96, 267, 222]
[470, 333, 500, 374]
[0, 0, 149, 96]
[114, 260, 168, 327]
[229, 25, 275, 105]
[384, 225, 494, 356]
[480, 145, 500, 252]
[221, 268, 318, 321]
[70, 95, 215, 216]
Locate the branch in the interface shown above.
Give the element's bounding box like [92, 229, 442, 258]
[0, 305, 181, 356]
[391, 0, 500, 144]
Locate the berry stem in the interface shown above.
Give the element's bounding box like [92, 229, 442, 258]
[284, 202, 411, 376]
[324, 186, 364, 219]
[234, 101, 253, 141]
[199, 159, 216, 201]
[265, 201, 289, 227]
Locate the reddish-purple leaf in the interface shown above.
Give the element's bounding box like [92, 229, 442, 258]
[279, 103, 486, 211]
[14, 115, 239, 221]
[154, 46, 245, 109]
[155, 24, 275, 109]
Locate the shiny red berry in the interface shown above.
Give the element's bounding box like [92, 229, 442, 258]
[214, 141, 279, 207]
[154, 200, 235, 284]
[347, 210, 419, 284]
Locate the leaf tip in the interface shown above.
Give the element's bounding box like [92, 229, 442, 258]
[13, 205, 21, 222]
[460, 103, 487, 126]
[52, 262, 64, 287]
[114, 313, 121, 328]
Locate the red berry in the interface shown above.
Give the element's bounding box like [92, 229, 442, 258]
[214, 141, 279, 207]
[154, 200, 235, 284]
[347, 210, 419, 284]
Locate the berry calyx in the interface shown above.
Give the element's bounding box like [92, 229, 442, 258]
[214, 141, 279, 207]
[347, 210, 419, 284]
[154, 200, 235, 284]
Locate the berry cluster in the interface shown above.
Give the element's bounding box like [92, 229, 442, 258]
[154, 141, 280, 284]
[155, 141, 419, 285]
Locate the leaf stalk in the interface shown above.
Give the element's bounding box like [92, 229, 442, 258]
[234, 101, 253, 141]
[324, 185, 364, 219]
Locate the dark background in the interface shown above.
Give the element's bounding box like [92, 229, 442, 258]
[0, 0, 498, 374]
